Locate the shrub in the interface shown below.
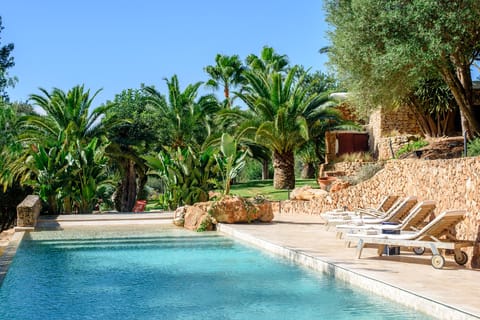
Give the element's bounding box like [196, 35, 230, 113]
[342, 163, 384, 186]
[337, 152, 373, 162]
[395, 139, 429, 158]
[237, 158, 272, 182]
[467, 137, 480, 156]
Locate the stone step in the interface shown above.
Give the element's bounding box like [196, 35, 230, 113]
[35, 212, 174, 229]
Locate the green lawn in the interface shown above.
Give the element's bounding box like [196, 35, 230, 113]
[146, 179, 319, 210]
[230, 179, 319, 201]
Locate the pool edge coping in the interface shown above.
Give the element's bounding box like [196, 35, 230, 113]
[0, 232, 25, 287]
[217, 223, 480, 320]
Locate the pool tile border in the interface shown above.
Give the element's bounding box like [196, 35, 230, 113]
[217, 223, 480, 320]
[0, 232, 26, 287]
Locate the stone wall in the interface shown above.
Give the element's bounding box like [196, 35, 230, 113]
[368, 107, 422, 159]
[275, 157, 480, 268]
[327, 161, 378, 177]
[376, 135, 422, 160]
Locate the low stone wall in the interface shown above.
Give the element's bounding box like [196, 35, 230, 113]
[16, 195, 42, 229]
[368, 107, 422, 159]
[275, 157, 480, 268]
[327, 161, 378, 177]
[376, 135, 422, 160]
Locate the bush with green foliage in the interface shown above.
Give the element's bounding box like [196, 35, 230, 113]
[342, 163, 384, 186]
[237, 158, 262, 182]
[337, 152, 373, 163]
[215, 133, 247, 195]
[395, 140, 429, 158]
[144, 147, 218, 209]
[467, 137, 480, 157]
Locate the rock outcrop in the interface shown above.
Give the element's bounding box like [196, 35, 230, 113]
[182, 196, 274, 231]
[289, 186, 328, 200]
[183, 204, 215, 231]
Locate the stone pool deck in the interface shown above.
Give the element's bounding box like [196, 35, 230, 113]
[218, 213, 480, 320]
[1, 211, 479, 319]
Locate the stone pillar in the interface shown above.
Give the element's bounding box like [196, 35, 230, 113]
[16, 195, 42, 231]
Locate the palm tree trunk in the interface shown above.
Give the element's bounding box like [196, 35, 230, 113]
[273, 150, 295, 189]
[301, 163, 316, 179]
[116, 160, 137, 212]
[262, 159, 269, 180]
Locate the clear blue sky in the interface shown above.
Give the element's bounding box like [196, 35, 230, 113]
[2, 1, 330, 106]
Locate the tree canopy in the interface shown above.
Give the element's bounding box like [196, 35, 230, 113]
[0, 17, 15, 102]
[325, 0, 480, 137]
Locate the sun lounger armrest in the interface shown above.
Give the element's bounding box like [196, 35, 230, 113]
[354, 208, 384, 218]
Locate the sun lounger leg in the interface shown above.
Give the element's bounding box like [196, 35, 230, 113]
[377, 245, 385, 256]
[356, 239, 364, 259]
[429, 244, 440, 256]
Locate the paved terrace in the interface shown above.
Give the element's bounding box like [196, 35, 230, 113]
[218, 213, 480, 320]
[2, 212, 479, 320]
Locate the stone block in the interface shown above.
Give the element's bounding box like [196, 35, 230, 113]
[16, 195, 42, 228]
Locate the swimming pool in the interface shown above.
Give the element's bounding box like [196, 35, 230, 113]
[0, 226, 431, 319]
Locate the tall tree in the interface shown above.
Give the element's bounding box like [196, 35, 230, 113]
[246, 46, 289, 74]
[325, 0, 480, 138]
[237, 66, 335, 189]
[103, 88, 159, 212]
[0, 101, 36, 229]
[6, 86, 114, 214]
[204, 54, 245, 108]
[145, 75, 220, 150]
[0, 17, 16, 102]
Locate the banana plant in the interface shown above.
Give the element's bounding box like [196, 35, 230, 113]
[144, 146, 218, 209]
[215, 133, 247, 195]
[70, 138, 111, 213]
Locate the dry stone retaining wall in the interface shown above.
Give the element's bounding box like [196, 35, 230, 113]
[275, 157, 480, 268]
[368, 107, 422, 159]
[327, 161, 378, 177]
[376, 135, 422, 160]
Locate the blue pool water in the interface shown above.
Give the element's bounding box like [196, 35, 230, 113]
[0, 226, 431, 319]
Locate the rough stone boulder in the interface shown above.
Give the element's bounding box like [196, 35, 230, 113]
[181, 196, 274, 231]
[209, 196, 273, 224]
[289, 186, 328, 200]
[253, 201, 274, 222]
[183, 203, 215, 231]
[173, 206, 186, 227]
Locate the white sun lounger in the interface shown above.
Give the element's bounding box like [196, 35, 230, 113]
[321, 195, 400, 219]
[345, 210, 475, 269]
[335, 200, 436, 239]
[324, 196, 418, 230]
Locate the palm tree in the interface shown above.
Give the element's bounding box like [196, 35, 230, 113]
[246, 46, 289, 75]
[204, 54, 245, 108]
[236, 66, 336, 189]
[7, 85, 115, 213]
[145, 75, 220, 150]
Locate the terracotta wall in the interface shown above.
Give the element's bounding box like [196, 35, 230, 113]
[274, 157, 480, 268]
